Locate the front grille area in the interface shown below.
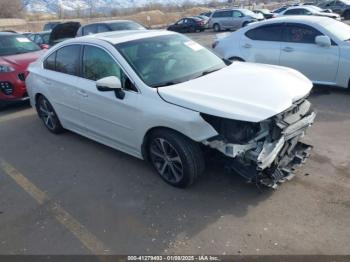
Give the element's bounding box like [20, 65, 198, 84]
[0, 81, 13, 95]
[18, 73, 26, 82]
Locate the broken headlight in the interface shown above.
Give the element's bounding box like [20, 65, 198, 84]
[201, 113, 261, 144]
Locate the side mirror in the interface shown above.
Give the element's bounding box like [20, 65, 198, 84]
[315, 35, 331, 48]
[96, 76, 125, 99]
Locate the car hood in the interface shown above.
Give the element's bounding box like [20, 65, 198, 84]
[316, 12, 340, 18]
[0, 50, 45, 70]
[158, 62, 313, 122]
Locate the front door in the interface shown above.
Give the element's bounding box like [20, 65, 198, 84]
[279, 23, 339, 84]
[76, 45, 140, 154]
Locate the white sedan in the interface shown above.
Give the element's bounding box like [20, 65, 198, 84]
[213, 16, 350, 88]
[279, 6, 341, 20]
[26, 30, 315, 189]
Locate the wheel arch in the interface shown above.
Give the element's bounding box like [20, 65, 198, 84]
[228, 56, 245, 62]
[141, 126, 195, 161]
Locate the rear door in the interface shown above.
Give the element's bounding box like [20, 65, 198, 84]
[41, 45, 84, 130]
[240, 23, 283, 64]
[279, 23, 339, 83]
[232, 10, 243, 29]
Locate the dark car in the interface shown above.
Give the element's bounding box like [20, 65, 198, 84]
[0, 33, 45, 108]
[43, 22, 60, 31]
[76, 20, 146, 37]
[49, 21, 81, 46]
[28, 31, 51, 47]
[253, 9, 276, 19]
[318, 0, 350, 19]
[167, 17, 206, 33]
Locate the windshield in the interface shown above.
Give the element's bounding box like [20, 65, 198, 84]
[115, 34, 225, 87]
[324, 20, 350, 41]
[0, 35, 40, 56]
[109, 21, 146, 31]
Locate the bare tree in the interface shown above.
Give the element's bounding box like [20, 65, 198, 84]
[0, 0, 22, 18]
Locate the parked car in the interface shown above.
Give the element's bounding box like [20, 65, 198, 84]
[194, 15, 210, 28]
[213, 16, 350, 89]
[272, 5, 292, 14]
[209, 9, 264, 32]
[318, 0, 350, 19]
[253, 9, 277, 19]
[26, 30, 315, 189]
[279, 6, 341, 20]
[76, 20, 146, 37]
[49, 22, 81, 46]
[167, 17, 206, 33]
[43, 22, 60, 31]
[28, 31, 51, 48]
[0, 33, 45, 108]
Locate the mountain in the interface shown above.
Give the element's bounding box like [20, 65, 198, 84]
[22, 0, 213, 13]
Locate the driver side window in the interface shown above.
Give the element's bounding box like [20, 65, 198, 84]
[82, 45, 137, 91]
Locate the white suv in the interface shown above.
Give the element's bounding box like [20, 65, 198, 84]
[26, 30, 316, 189]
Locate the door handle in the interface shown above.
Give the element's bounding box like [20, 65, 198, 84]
[282, 47, 294, 52]
[242, 43, 252, 48]
[77, 90, 88, 97]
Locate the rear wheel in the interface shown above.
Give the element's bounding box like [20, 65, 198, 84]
[242, 21, 249, 27]
[213, 23, 221, 32]
[147, 129, 205, 188]
[36, 95, 64, 134]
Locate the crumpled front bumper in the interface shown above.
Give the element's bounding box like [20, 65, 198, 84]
[227, 108, 316, 189]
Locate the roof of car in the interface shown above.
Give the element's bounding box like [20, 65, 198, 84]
[284, 5, 315, 11]
[79, 30, 176, 45]
[83, 20, 136, 26]
[253, 15, 337, 26]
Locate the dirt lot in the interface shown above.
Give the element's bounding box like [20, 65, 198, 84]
[0, 33, 349, 256]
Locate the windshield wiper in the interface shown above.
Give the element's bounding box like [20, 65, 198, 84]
[153, 81, 178, 88]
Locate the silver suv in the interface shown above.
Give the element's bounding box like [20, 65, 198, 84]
[209, 8, 264, 32]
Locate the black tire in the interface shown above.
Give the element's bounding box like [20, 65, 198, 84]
[242, 21, 249, 27]
[188, 26, 196, 33]
[344, 10, 350, 20]
[36, 95, 64, 134]
[229, 57, 244, 62]
[213, 23, 221, 32]
[147, 129, 205, 188]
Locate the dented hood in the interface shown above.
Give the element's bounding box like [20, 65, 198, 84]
[158, 62, 313, 122]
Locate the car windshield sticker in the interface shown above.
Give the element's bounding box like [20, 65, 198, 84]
[16, 37, 31, 43]
[184, 41, 203, 51]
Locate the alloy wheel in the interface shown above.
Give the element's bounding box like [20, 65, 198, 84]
[38, 98, 57, 131]
[149, 138, 184, 184]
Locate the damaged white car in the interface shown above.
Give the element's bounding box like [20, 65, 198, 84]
[26, 30, 316, 189]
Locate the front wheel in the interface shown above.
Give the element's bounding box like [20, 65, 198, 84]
[148, 130, 205, 188]
[213, 23, 221, 32]
[36, 95, 64, 134]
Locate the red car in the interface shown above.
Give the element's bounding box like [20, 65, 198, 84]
[0, 32, 45, 108]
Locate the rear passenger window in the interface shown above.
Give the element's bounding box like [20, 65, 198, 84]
[44, 52, 56, 71]
[245, 24, 283, 41]
[55, 45, 81, 76]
